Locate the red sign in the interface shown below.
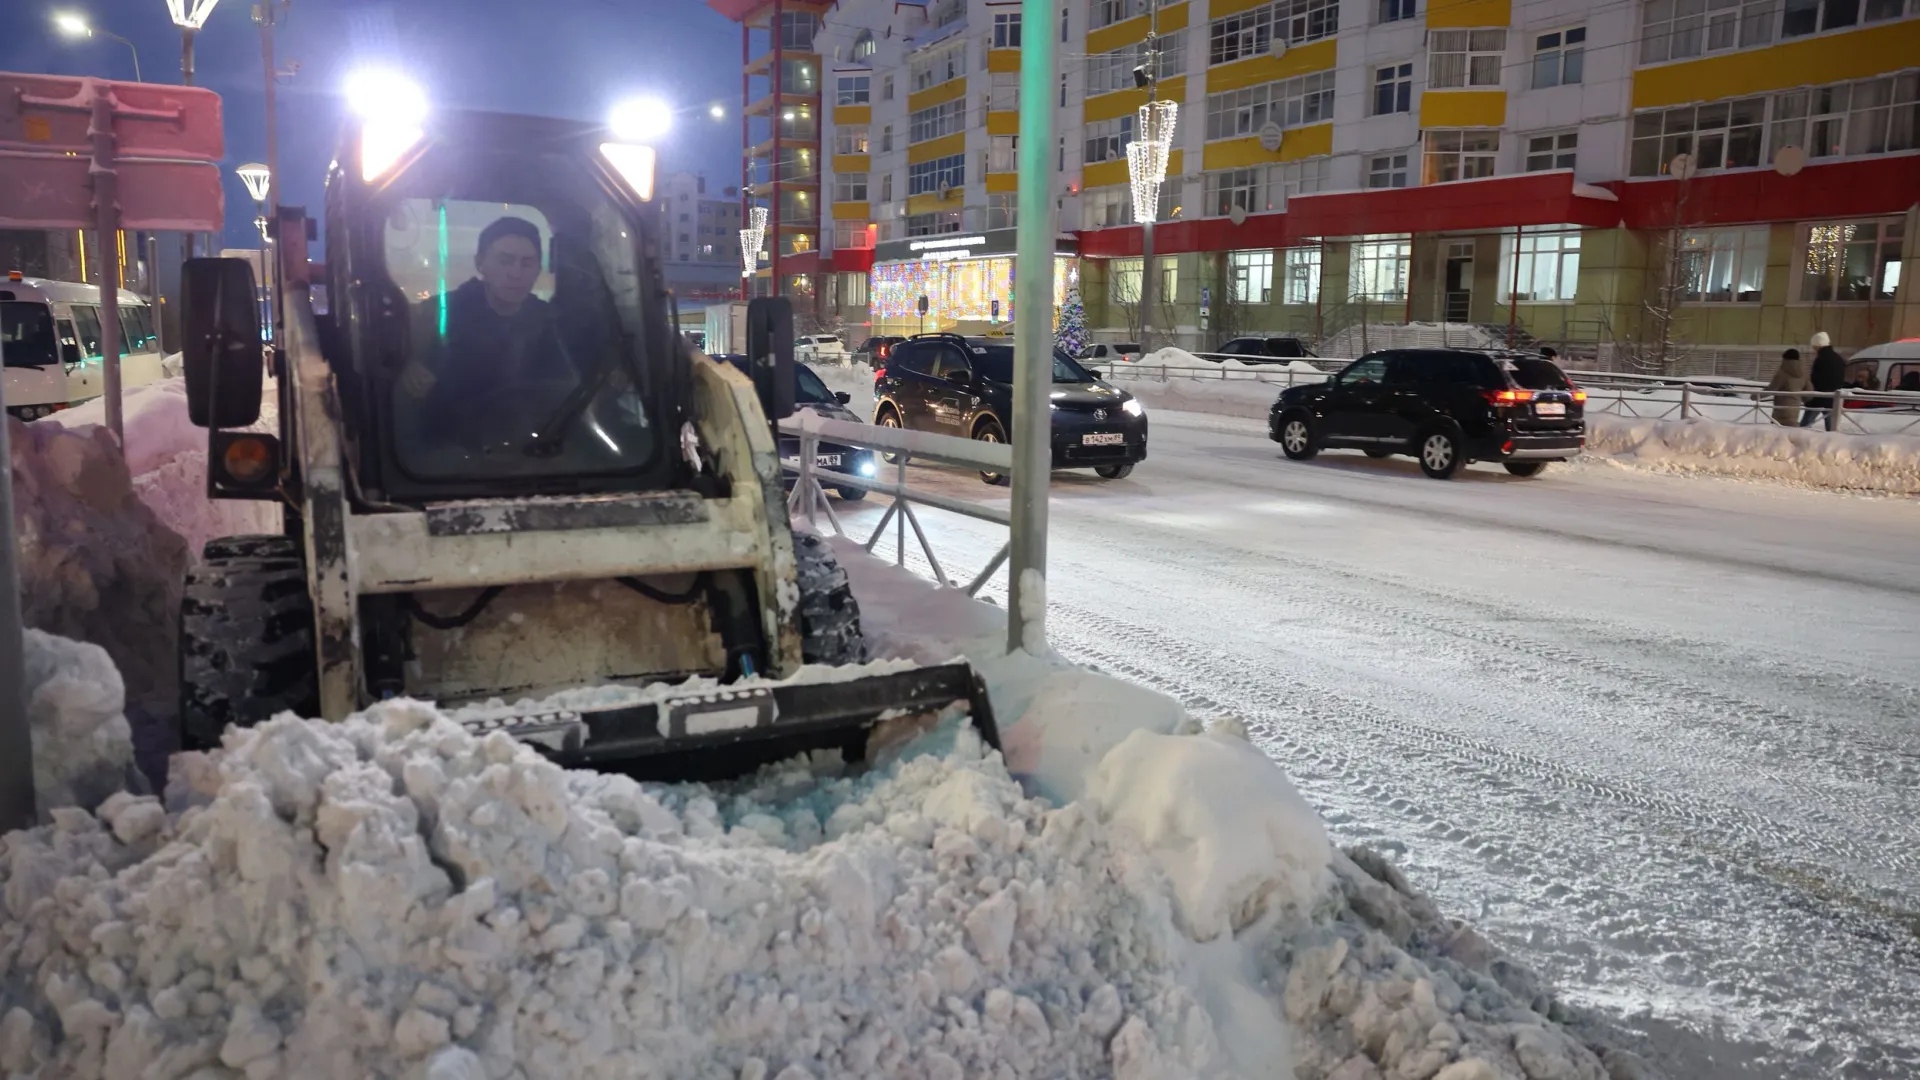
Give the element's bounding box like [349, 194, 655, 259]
[0, 74, 224, 159]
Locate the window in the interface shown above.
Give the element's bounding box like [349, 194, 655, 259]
[910, 99, 967, 142]
[1628, 97, 1766, 175]
[1373, 63, 1412, 116]
[1422, 130, 1499, 183]
[1208, 0, 1340, 65]
[836, 75, 871, 105]
[908, 154, 966, 195]
[1061, 74, 1069, 106]
[883, 74, 895, 100]
[1525, 131, 1579, 170]
[1673, 226, 1769, 301]
[833, 175, 869, 202]
[880, 173, 894, 201]
[1084, 188, 1130, 229]
[1379, 0, 1418, 21]
[881, 124, 894, 152]
[1085, 115, 1135, 165]
[993, 11, 1022, 47]
[1798, 219, 1904, 300]
[1229, 250, 1274, 303]
[1772, 73, 1919, 160]
[910, 43, 965, 91]
[988, 192, 1018, 229]
[835, 125, 870, 155]
[1640, 0, 1776, 64]
[1499, 231, 1582, 302]
[778, 11, 818, 50]
[833, 220, 873, 249]
[989, 134, 1019, 172]
[1771, 84, 1852, 158]
[1201, 159, 1327, 217]
[907, 210, 964, 236]
[1283, 246, 1321, 303]
[1086, 31, 1187, 95]
[1349, 238, 1411, 300]
[841, 271, 870, 307]
[1203, 72, 1335, 140]
[852, 29, 877, 62]
[1059, 136, 1067, 171]
[1368, 153, 1409, 188]
[1429, 29, 1507, 89]
[1783, 0, 1862, 36]
[1093, 0, 1149, 31]
[1062, 5, 1070, 40]
[1531, 27, 1585, 88]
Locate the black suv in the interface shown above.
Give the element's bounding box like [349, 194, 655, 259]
[854, 335, 907, 370]
[719, 355, 877, 500]
[873, 333, 1148, 484]
[1269, 349, 1585, 479]
[1208, 336, 1317, 362]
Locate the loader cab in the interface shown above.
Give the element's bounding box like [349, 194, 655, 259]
[321, 109, 689, 504]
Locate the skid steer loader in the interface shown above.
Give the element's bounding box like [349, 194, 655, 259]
[174, 105, 996, 777]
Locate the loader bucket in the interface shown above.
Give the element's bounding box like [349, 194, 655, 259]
[460, 662, 1000, 783]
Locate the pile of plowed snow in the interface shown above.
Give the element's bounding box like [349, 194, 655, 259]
[0, 658, 1650, 1079]
[1585, 413, 1920, 494]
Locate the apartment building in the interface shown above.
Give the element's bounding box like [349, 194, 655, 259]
[715, 0, 1919, 358]
[658, 172, 745, 269]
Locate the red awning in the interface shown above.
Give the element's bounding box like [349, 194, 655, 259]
[1610, 155, 1920, 230]
[1283, 171, 1621, 239]
[831, 247, 876, 273]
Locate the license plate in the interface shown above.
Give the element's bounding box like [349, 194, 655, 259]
[1535, 402, 1566, 417]
[816, 454, 842, 467]
[1082, 433, 1125, 446]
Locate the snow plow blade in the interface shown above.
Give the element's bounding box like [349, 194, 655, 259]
[464, 662, 1000, 781]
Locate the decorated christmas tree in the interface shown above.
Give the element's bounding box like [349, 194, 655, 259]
[1055, 279, 1089, 357]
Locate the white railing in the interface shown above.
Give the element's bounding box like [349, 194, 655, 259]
[1574, 378, 1920, 437]
[778, 412, 1013, 596]
[1091, 360, 1334, 385]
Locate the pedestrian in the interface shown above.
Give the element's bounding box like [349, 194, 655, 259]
[1801, 331, 1846, 428]
[1765, 347, 1809, 426]
[1540, 346, 1558, 361]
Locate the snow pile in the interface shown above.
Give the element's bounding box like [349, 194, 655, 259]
[50, 377, 280, 557]
[1586, 413, 1920, 494]
[1115, 377, 1284, 421]
[19, 629, 145, 818]
[0, 707, 1247, 1080]
[6, 414, 189, 717]
[1139, 348, 1326, 378]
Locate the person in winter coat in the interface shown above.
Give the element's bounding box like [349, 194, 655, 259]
[1801, 331, 1847, 427]
[1765, 348, 1809, 426]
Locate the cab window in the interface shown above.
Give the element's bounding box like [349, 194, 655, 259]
[1888, 363, 1920, 392]
[1, 302, 58, 368]
[70, 305, 104, 358]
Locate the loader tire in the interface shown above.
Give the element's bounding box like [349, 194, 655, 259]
[792, 531, 867, 666]
[179, 535, 320, 751]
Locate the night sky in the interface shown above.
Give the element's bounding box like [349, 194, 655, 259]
[0, 0, 744, 250]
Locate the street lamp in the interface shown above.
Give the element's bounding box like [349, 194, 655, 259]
[165, 0, 222, 85]
[1126, 7, 1176, 350]
[52, 12, 143, 81]
[235, 162, 273, 340]
[609, 97, 674, 143]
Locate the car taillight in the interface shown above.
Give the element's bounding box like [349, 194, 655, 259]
[878, 344, 891, 358]
[1571, 389, 1587, 403]
[1483, 388, 1534, 406]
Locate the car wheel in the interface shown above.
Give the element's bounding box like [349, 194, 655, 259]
[973, 419, 1009, 486]
[1278, 414, 1318, 461]
[1363, 448, 1392, 459]
[1503, 461, 1548, 478]
[875, 408, 903, 463]
[1094, 463, 1133, 480]
[836, 486, 869, 501]
[1417, 427, 1463, 480]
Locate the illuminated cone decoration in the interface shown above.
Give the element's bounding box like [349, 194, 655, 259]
[740, 206, 768, 278]
[1127, 100, 1178, 225]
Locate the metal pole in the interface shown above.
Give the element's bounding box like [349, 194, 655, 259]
[1006, 0, 1056, 655]
[0, 326, 36, 832]
[770, 0, 785, 297]
[1135, 3, 1160, 351]
[740, 23, 752, 301]
[91, 88, 125, 444]
[181, 28, 196, 85]
[102, 31, 143, 82]
[259, 4, 283, 342]
[1507, 225, 1522, 349]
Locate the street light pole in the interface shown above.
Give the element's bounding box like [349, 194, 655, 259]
[1006, 0, 1057, 655]
[254, 2, 285, 340]
[1136, 1, 1160, 351]
[167, 1, 224, 86]
[52, 14, 143, 81]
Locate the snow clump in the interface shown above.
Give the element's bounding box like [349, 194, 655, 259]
[18, 629, 146, 818]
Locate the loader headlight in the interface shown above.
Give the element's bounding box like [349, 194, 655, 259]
[347, 69, 427, 182]
[599, 142, 658, 201]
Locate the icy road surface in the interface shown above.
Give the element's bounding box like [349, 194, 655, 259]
[818, 408, 1920, 1078]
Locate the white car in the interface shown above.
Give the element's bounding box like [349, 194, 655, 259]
[796, 334, 851, 364]
[1080, 342, 1145, 363]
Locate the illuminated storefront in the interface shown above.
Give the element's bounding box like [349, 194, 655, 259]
[868, 229, 1078, 335]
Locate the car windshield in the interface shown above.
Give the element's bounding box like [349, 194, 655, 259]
[2, 302, 59, 368]
[379, 148, 661, 484]
[969, 345, 1096, 384]
[1501, 357, 1572, 390]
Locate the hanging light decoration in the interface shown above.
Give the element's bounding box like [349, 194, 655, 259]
[1127, 100, 1179, 225]
[739, 205, 768, 278]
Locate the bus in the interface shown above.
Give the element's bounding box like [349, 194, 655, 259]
[2, 274, 167, 420]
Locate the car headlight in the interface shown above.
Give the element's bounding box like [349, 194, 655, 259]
[858, 458, 877, 477]
[1122, 399, 1144, 417]
[1049, 403, 1059, 411]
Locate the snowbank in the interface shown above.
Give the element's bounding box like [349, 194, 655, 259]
[1586, 413, 1920, 494]
[49, 377, 280, 557]
[6, 415, 189, 718]
[1140, 348, 1325, 378]
[1119, 377, 1283, 422]
[20, 629, 146, 818]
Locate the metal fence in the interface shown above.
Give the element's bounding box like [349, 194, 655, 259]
[778, 413, 1013, 596]
[1569, 373, 1920, 437]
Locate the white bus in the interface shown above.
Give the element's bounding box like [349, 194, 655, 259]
[2, 274, 167, 420]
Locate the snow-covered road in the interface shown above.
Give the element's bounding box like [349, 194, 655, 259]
[819, 408, 1920, 1078]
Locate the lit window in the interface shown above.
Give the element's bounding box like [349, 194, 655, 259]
[1283, 246, 1321, 304]
[1498, 231, 1582, 302]
[1350, 238, 1411, 300]
[834, 126, 870, 155]
[1229, 249, 1274, 303]
[1797, 219, 1904, 301]
[1628, 97, 1765, 175]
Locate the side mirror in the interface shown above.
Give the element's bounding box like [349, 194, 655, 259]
[834, 391, 852, 405]
[181, 257, 264, 428]
[60, 342, 82, 366]
[745, 297, 795, 421]
[946, 369, 973, 385]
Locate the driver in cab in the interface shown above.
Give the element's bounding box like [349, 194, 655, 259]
[398, 216, 583, 440]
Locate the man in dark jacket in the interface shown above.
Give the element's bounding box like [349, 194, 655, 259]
[398, 216, 583, 443]
[1801, 331, 1846, 427]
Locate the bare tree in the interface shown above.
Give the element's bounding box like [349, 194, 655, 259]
[1109, 262, 1145, 343]
[1628, 167, 1698, 375]
[1204, 250, 1254, 347]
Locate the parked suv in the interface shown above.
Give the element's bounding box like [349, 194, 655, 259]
[873, 333, 1148, 484]
[1209, 336, 1317, 362]
[1269, 349, 1585, 479]
[854, 335, 906, 370]
[796, 334, 850, 364]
